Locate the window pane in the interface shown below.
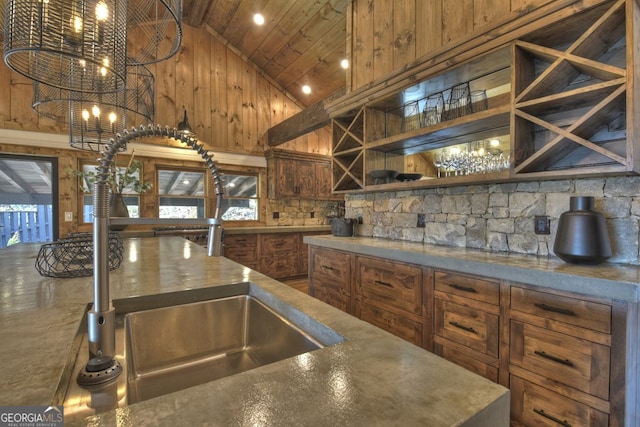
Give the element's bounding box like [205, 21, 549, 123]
[159, 196, 205, 219]
[158, 170, 205, 196]
[224, 174, 257, 197]
[0, 156, 57, 248]
[83, 195, 140, 223]
[221, 198, 258, 221]
[82, 164, 142, 194]
[220, 173, 258, 221]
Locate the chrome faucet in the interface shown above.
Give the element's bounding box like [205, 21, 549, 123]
[81, 125, 224, 384]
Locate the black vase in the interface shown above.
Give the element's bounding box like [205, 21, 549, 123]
[553, 196, 611, 265]
[109, 194, 129, 231]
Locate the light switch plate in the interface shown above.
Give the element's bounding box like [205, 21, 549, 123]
[64, 212, 73, 222]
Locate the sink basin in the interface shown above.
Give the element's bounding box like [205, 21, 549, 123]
[55, 283, 344, 422]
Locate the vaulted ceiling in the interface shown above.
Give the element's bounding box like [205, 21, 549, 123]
[0, 0, 348, 107]
[182, 0, 348, 106]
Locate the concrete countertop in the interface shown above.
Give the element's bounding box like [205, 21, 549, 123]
[0, 237, 508, 426]
[304, 235, 640, 302]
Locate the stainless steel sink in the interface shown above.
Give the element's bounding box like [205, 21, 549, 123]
[55, 283, 344, 422]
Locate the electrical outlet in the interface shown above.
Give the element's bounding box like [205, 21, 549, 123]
[417, 213, 426, 228]
[64, 212, 73, 222]
[310, 211, 315, 218]
[534, 215, 550, 235]
[272, 211, 279, 219]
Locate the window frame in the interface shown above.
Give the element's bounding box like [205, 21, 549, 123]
[219, 169, 260, 223]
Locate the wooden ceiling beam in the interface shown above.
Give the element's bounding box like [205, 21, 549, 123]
[267, 88, 345, 146]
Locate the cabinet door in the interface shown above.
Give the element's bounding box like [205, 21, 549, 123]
[275, 158, 299, 197]
[315, 162, 334, 199]
[510, 376, 609, 427]
[354, 300, 423, 346]
[510, 320, 610, 400]
[295, 160, 316, 197]
[355, 256, 423, 315]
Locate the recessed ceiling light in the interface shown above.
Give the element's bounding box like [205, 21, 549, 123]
[341, 59, 349, 69]
[253, 13, 265, 25]
[490, 139, 500, 147]
[183, 180, 190, 185]
[302, 85, 311, 94]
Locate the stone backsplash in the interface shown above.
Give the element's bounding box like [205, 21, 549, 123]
[265, 199, 339, 227]
[344, 177, 640, 265]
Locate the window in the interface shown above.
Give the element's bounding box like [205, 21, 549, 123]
[157, 168, 206, 218]
[0, 154, 59, 248]
[221, 173, 258, 221]
[80, 161, 144, 223]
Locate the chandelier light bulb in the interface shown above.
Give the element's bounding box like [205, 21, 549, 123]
[95, 2, 109, 21]
[92, 105, 100, 117]
[108, 111, 117, 123]
[341, 59, 349, 69]
[82, 110, 90, 121]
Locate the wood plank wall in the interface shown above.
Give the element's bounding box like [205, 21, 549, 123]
[0, 25, 332, 157]
[349, 0, 555, 91]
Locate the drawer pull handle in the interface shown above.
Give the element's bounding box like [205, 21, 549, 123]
[321, 265, 335, 271]
[448, 283, 477, 293]
[375, 280, 393, 287]
[448, 321, 477, 334]
[534, 303, 576, 316]
[533, 408, 572, 427]
[534, 350, 574, 367]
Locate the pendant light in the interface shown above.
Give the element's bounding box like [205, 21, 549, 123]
[32, 62, 155, 152]
[4, 0, 128, 93]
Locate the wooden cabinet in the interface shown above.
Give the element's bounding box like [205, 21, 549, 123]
[259, 233, 299, 279]
[433, 270, 501, 382]
[330, 1, 638, 193]
[508, 284, 615, 426]
[266, 149, 342, 200]
[308, 242, 635, 426]
[224, 230, 330, 280]
[223, 234, 258, 270]
[354, 256, 426, 346]
[308, 246, 352, 312]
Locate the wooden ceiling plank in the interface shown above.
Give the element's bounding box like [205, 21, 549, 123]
[248, 1, 326, 69]
[237, 0, 299, 56]
[262, 0, 348, 77]
[186, 0, 213, 27]
[207, 0, 243, 36]
[222, 0, 270, 46]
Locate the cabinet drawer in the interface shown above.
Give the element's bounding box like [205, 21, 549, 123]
[434, 341, 498, 383]
[260, 255, 298, 279]
[224, 234, 257, 248]
[355, 301, 422, 346]
[224, 246, 257, 263]
[510, 321, 610, 400]
[311, 248, 351, 286]
[311, 277, 350, 313]
[261, 234, 298, 253]
[435, 298, 499, 357]
[510, 376, 608, 427]
[434, 271, 499, 305]
[355, 257, 422, 315]
[511, 286, 611, 334]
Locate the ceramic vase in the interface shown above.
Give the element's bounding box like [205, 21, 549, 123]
[109, 193, 129, 231]
[553, 196, 611, 265]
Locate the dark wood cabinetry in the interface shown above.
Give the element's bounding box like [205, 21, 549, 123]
[508, 284, 615, 426]
[266, 149, 342, 200]
[224, 230, 330, 280]
[433, 271, 501, 382]
[307, 242, 634, 426]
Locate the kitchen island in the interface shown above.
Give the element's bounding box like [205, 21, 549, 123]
[0, 237, 509, 426]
